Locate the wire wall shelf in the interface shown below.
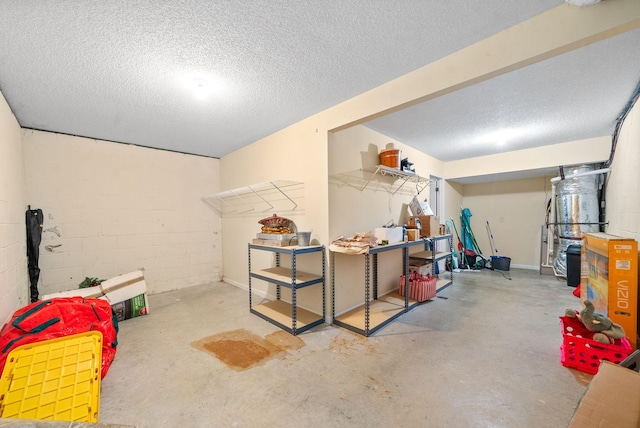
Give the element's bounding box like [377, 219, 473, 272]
[330, 165, 432, 196]
[202, 180, 304, 217]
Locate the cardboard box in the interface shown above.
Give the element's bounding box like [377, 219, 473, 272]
[581, 232, 638, 349]
[111, 293, 149, 321]
[409, 261, 432, 276]
[568, 361, 640, 427]
[252, 238, 292, 247]
[374, 227, 403, 244]
[408, 197, 433, 217]
[410, 216, 440, 238]
[43, 269, 150, 322]
[406, 229, 419, 241]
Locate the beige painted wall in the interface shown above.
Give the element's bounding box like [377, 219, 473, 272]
[218, 116, 328, 314]
[605, 96, 640, 239]
[444, 180, 464, 253]
[328, 125, 445, 314]
[0, 90, 29, 323]
[329, 125, 444, 233]
[22, 130, 222, 296]
[461, 177, 553, 268]
[446, 137, 610, 271]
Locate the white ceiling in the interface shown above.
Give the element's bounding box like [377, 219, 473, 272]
[0, 0, 639, 173]
[365, 27, 640, 162]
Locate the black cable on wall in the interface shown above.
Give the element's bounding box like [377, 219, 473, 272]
[604, 79, 640, 168]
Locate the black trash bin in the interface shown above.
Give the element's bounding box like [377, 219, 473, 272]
[566, 244, 581, 287]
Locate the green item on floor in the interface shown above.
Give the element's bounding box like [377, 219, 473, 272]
[79, 277, 105, 289]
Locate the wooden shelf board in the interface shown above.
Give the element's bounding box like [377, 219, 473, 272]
[250, 244, 323, 253]
[436, 278, 453, 292]
[379, 291, 417, 306]
[252, 300, 322, 327]
[411, 250, 451, 260]
[410, 250, 433, 259]
[254, 267, 321, 284]
[335, 292, 416, 331]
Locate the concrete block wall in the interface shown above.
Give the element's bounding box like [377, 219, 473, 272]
[22, 130, 222, 296]
[0, 91, 29, 323]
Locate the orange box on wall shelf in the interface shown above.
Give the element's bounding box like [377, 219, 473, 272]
[580, 232, 638, 350]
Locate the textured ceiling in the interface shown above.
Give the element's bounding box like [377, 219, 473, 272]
[0, 0, 638, 167]
[365, 27, 640, 162]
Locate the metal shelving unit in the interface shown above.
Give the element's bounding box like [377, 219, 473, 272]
[408, 234, 454, 292]
[331, 234, 454, 337]
[331, 241, 419, 337]
[248, 243, 325, 335]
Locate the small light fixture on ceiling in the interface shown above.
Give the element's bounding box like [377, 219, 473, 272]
[565, 0, 601, 6]
[180, 73, 225, 100]
[482, 127, 529, 147]
[192, 78, 209, 100]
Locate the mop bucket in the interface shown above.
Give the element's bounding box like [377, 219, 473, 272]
[491, 256, 511, 271]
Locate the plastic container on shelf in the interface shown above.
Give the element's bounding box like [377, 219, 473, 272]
[399, 272, 437, 302]
[559, 315, 632, 374]
[380, 149, 401, 169]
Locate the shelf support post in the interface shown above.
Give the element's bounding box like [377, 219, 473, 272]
[275, 253, 281, 300]
[248, 245, 253, 309]
[331, 251, 336, 325]
[365, 254, 371, 336]
[403, 245, 409, 310]
[322, 247, 326, 324]
[291, 249, 297, 334]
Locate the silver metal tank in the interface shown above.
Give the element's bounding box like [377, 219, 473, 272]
[553, 164, 600, 276]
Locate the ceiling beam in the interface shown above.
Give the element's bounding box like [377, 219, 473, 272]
[445, 136, 611, 183]
[328, 0, 640, 133]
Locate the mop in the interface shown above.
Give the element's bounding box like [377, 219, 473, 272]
[486, 220, 499, 257]
[445, 219, 461, 272]
[486, 220, 511, 277]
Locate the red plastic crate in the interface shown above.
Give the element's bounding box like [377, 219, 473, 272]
[559, 315, 632, 374]
[399, 272, 436, 302]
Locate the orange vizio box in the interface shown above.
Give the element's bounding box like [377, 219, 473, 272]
[581, 232, 638, 350]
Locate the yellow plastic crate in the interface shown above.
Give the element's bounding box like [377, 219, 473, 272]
[0, 331, 102, 422]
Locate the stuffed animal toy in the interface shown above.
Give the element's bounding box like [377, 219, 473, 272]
[565, 300, 626, 344]
[592, 333, 615, 344]
[565, 308, 578, 318]
[579, 300, 610, 332]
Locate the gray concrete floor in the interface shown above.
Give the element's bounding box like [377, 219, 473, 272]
[98, 268, 589, 427]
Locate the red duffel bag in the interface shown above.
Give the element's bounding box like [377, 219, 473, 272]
[0, 297, 118, 379]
